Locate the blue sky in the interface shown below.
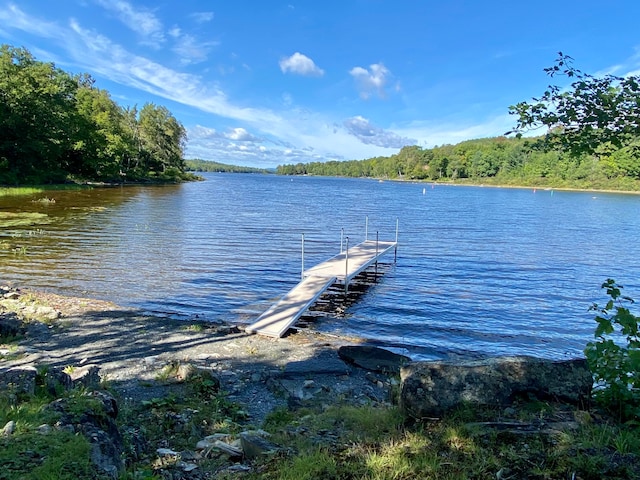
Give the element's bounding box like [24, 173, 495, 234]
[1, 1, 639, 167]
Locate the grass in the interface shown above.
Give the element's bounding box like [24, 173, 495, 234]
[0, 187, 45, 197]
[249, 401, 640, 480]
[0, 382, 95, 480]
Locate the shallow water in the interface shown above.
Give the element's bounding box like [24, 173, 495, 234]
[1, 174, 639, 360]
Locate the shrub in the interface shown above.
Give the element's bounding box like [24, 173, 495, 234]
[585, 279, 640, 421]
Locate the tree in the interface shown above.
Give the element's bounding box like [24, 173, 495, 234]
[508, 52, 640, 157]
[138, 103, 187, 174]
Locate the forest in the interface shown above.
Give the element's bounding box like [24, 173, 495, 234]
[0, 45, 194, 185]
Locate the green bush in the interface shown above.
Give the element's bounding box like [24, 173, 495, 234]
[585, 279, 640, 421]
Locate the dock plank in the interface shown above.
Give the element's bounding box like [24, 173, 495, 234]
[245, 276, 337, 338]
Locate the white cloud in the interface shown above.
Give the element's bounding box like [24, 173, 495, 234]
[279, 52, 324, 77]
[349, 62, 393, 99]
[226, 127, 259, 141]
[343, 116, 416, 148]
[95, 0, 164, 45]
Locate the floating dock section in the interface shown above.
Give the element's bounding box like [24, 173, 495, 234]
[246, 221, 398, 338]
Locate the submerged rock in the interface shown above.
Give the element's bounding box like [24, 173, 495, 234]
[338, 345, 411, 373]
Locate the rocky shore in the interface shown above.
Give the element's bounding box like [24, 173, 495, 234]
[0, 287, 400, 421]
[1, 286, 405, 478]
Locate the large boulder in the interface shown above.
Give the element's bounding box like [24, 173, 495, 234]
[400, 356, 592, 419]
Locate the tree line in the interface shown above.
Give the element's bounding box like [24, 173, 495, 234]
[0, 45, 193, 185]
[185, 159, 270, 174]
[278, 54, 640, 192]
[276, 136, 640, 191]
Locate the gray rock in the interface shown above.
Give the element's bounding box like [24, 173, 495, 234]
[0, 313, 23, 338]
[338, 345, 411, 373]
[43, 368, 73, 394]
[46, 390, 124, 478]
[400, 356, 592, 419]
[240, 432, 280, 459]
[1, 420, 16, 436]
[69, 364, 101, 389]
[0, 365, 38, 395]
[22, 304, 61, 321]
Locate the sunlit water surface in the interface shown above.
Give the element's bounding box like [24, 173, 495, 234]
[2, 173, 639, 360]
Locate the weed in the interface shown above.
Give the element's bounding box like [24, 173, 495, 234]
[183, 323, 204, 332]
[32, 197, 56, 204]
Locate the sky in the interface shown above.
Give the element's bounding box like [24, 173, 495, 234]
[1, 1, 640, 168]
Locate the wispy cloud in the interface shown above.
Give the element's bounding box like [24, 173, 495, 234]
[169, 27, 218, 65]
[349, 62, 393, 99]
[279, 52, 324, 77]
[343, 116, 416, 148]
[190, 11, 214, 24]
[0, 3, 63, 39]
[95, 0, 164, 45]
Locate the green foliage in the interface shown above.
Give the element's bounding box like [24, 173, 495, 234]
[0, 44, 188, 185]
[585, 279, 640, 420]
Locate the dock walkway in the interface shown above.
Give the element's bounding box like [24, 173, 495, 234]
[246, 238, 397, 338]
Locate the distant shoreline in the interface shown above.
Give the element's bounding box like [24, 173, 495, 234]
[379, 176, 640, 196]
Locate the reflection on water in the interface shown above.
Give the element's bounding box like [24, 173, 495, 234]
[1, 174, 639, 360]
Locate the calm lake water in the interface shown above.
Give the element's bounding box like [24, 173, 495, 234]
[2, 173, 639, 361]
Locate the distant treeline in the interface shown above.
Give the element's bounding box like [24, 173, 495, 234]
[185, 159, 271, 174]
[277, 136, 640, 191]
[0, 45, 195, 185]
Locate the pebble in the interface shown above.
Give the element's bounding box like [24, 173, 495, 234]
[1, 420, 16, 436]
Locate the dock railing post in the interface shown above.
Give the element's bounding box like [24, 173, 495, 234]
[301, 233, 305, 280]
[344, 236, 349, 295]
[340, 228, 344, 253]
[365, 216, 368, 241]
[395, 218, 399, 263]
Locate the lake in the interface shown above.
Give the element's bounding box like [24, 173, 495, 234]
[1, 173, 639, 361]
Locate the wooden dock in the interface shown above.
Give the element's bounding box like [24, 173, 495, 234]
[246, 238, 397, 338]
